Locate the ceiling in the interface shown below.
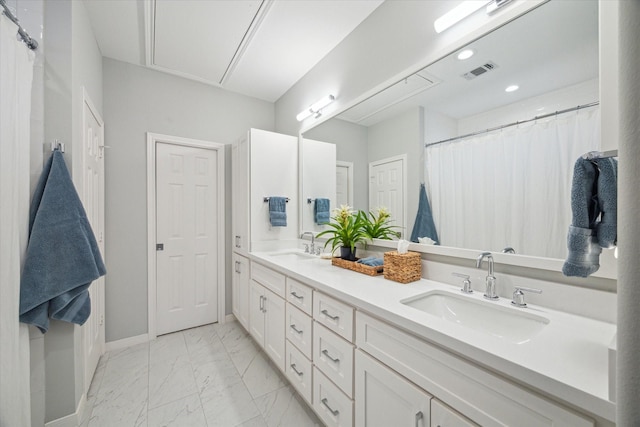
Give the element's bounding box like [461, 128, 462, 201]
[337, 0, 599, 127]
[84, 0, 384, 102]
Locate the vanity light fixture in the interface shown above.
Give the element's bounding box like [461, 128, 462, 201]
[296, 94, 335, 121]
[457, 49, 475, 60]
[505, 85, 519, 93]
[434, 1, 490, 34]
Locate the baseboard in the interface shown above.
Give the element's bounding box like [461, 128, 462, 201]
[225, 313, 236, 323]
[44, 392, 86, 427]
[105, 333, 149, 352]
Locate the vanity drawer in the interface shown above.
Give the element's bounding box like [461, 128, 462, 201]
[251, 262, 285, 298]
[285, 340, 312, 405]
[286, 303, 312, 358]
[314, 367, 354, 427]
[314, 322, 354, 398]
[286, 277, 313, 315]
[356, 312, 594, 427]
[313, 291, 354, 342]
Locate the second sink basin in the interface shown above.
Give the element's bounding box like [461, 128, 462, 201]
[265, 250, 316, 262]
[401, 290, 549, 344]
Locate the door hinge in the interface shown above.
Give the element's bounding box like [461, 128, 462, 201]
[156, 243, 164, 251]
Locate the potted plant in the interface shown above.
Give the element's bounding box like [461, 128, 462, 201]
[360, 206, 401, 240]
[316, 205, 368, 260]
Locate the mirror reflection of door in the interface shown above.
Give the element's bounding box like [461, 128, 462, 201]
[336, 160, 353, 208]
[369, 155, 406, 237]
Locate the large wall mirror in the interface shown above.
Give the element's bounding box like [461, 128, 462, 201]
[303, 0, 604, 264]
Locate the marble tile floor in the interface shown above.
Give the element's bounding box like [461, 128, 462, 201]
[81, 320, 324, 427]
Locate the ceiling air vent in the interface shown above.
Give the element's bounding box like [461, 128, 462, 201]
[462, 61, 499, 80]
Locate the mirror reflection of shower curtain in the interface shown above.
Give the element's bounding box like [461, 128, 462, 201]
[425, 107, 600, 259]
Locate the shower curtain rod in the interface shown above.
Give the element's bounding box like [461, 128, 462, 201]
[0, 0, 38, 50]
[425, 101, 599, 148]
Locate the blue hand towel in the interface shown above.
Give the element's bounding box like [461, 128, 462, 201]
[595, 158, 617, 248]
[563, 158, 601, 277]
[314, 198, 330, 224]
[269, 197, 287, 227]
[356, 256, 384, 267]
[410, 183, 439, 244]
[19, 150, 106, 333]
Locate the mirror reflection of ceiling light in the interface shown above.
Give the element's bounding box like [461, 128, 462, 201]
[505, 85, 519, 92]
[457, 49, 475, 60]
[434, 1, 491, 34]
[296, 94, 336, 121]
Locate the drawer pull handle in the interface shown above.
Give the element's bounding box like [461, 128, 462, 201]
[322, 349, 340, 363]
[290, 291, 304, 300]
[234, 261, 241, 273]
[415, 411, 423, 427]
[259, 295, 266, 312]
[290, 324, 304, 334]
[235, 235, 241, 248]
[290, 363, 304, 377]
[321, 309, 339, 321]
[321, 398, 340, 416]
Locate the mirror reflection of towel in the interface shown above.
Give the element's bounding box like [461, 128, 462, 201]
[19, 150, 106, 333]
[314, 198, 330, 224]
[269, 196, 287, 227]
[410, 184, 439, 244]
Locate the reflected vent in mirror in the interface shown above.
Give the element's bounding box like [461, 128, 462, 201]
[462, 61, 499, 80]
[339, 72, 440, 126]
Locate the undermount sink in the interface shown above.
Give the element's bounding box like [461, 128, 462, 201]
[266, 250, 316, 262]
[401, 290, 549, 344]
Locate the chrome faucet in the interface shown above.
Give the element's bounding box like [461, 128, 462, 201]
[501, 246, 516, 254]
[476, 252, 499, 300]
[301, 232, 315, 254]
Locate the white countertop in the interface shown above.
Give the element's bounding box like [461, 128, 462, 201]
[250, 250, 617, 423]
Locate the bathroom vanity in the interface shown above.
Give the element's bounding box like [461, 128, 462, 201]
[234, 249, 615, 427]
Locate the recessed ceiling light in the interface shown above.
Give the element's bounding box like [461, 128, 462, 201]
[505, 85, 519, 93]
[457, 49, 475, 60]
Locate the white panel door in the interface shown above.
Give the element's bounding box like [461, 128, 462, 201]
[263, 288, 286, 372]
[336, 161, 353, 208]
[82, 91, 105, 393]
[249, 279, 266, 344]
[369, 156, 405, 236]
[156, 143, 218, 335]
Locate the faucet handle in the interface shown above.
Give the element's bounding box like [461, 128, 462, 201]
[511, 286, 542, 308]
[452, 272, 473, 294]
[303, 244, 310, 253]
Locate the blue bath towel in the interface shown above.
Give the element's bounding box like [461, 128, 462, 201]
[314, 198, 330, 224]
[595, 158, 617, 249]
[410, 184, 439, 244]
[563, 158, 601, 277]
[19, 150, 106, 333]
[269, 197, 287, 227]
[356, 256, 384, 267]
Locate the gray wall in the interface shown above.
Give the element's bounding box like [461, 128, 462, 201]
[304, 118, 369, 211]
[367, 107, 423, 237]
[103, 58, 274, 342]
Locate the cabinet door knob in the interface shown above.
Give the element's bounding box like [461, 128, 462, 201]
[321, 398, 340, 416]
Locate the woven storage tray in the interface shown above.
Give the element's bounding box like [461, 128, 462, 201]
[383, 251, 421, 283]
[331, 257, 384, 276]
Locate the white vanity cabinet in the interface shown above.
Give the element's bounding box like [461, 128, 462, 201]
[355, 349, 431, 427]
[248, 261, 287, 372]
[355, 312, 595, 427]
[231, 253, 250, 329]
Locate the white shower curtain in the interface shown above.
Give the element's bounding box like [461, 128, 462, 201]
[426, 107, 601, 259]
[0, 13, 34, 427]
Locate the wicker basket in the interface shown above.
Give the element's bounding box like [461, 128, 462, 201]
[331, 257, 384, 276]
[383, 251, 421, 283]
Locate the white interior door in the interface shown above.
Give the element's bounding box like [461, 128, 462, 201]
[156, 142, 219, 335]
[369, 156, 406, 236]
[336, 161, 353, 208]
[82, 90, 105, 393]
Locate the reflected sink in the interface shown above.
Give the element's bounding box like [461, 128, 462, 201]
[266, 250, 317, 262]
[401, 290, 549, 344]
